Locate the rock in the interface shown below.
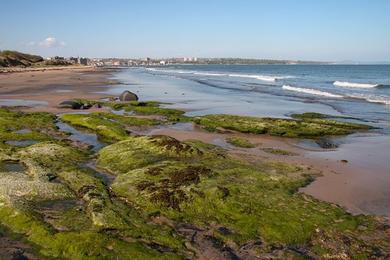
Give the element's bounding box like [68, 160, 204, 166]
[93, 103, 102, 108]
[119, 91, 138, 102]
[315, 138, 339, 149]
[82, 103, 92, 109]
[58, 100, 82, 109]
[340, 159, 348, 163]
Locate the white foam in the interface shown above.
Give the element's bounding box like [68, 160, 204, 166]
[193, 72, 226, 76]
[282, 85, 343, 98]
[333, 81, 378, 89]
[348, 93, 390, 105]
[146, 68, 291, 82]
[228, 74, 278, 82]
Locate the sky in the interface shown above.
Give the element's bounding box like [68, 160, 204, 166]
[1, 0, 389, 62]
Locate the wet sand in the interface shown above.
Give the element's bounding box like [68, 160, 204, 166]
[1, 68, 389, 217]
[0, 66, 118, 113]
[144, 124, 390, 217]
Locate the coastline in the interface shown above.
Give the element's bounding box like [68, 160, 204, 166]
[0, 67, 388, 217]
[1, 67, 389, 258]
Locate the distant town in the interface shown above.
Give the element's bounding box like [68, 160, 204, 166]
[1, 50, 327, 69]
[48, 56, 327, 67]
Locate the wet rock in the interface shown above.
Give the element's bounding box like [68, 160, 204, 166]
[58, 100, 82, 109]
[315, 138, 339, 149]
[217, 226, 231, 235]
[81, 103, 92, 109]
[119, 91, 138, 102]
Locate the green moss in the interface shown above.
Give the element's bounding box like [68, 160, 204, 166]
[109, 155, 365, 246]
[290, 112, 330, 119]
[97, 135, 210, 175]
[100, 136, 378, 254]
[107, 101, 186, 121]
[18, 142, 88, 177]
[226, 136, 255, 148]
[61, 113, 129, 142]
[0, 108, 59, 145]
[92, 112, 159, 126]
[0, 108, 57, 130]
[61, 112, 163, 142]
[193, 114, 372, 138]
[0, 206, 179, 259]
[261, 148, 298, 156]
[1, 107, 386, 258]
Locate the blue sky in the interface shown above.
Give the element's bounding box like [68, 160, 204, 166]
[1, 0, 389, 61]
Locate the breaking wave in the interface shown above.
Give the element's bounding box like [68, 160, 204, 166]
[333, 81, 379, 89]
[348, 93, 390, 105]
[282, 85, 343, 98]
[146, 68, 292, 82]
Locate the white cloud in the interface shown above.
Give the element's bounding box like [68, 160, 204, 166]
[37, 37, 66, 48]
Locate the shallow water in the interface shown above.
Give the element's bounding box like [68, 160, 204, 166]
[0, 161, 26, 172]
[84, 161, 115, 185]
[303, 133, 390, 216]
[55, 121, 105, 152]
[0, 98, 48, 107]
[5, 140, 39, 147]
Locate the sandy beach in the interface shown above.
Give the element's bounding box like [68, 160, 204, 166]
[0, 66, 117, 112]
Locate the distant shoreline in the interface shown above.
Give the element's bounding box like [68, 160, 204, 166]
[0, 65, 95, 74]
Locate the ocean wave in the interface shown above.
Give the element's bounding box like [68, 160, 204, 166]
[282, 85, 343, 98]
[348, 94, 390, 105]
[193, 72, 226, 76]
[146, 68, 291, 82]
[333, 81, 379, 88]
[228, 74, 280, 82]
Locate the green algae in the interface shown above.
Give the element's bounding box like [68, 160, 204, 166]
[92, 111, 159, 126]
[193, 113, 372, 138]
[226, 136, 255, 148]
[0, 206, 180, 259]
[261, 147, 298, 156]
[1, 107, 388, 258]
[61, 113, 129, 142]
[107, 101, 187, 121]
[97, 135, 210, 175]
[61, 112, 161, 142]
[0, 108, 58, 145]
[0, 140, 186, 258]
[98, 135, 388, 258]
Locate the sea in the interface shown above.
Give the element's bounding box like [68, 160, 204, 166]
[108, 64, 390, 132]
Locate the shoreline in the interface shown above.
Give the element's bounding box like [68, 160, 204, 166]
[0, 66, 119, 113]
[0, 67, 389, 217]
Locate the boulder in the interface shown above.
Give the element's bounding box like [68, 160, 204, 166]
[58, 100, 82, 109]
[119, 91, 138, 102]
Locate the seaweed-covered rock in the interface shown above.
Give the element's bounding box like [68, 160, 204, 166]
[193, 114, 372, 138]
[112, 161, 214, 210]
[0, 172, 73, 203]
[97, 135, 208, 175]
[58, 100, 83, 109]
[119, 91, 138, 102]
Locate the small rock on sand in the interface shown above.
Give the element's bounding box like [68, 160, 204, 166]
[58, 100, 83, 109]
[119, 91, 138, 101]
